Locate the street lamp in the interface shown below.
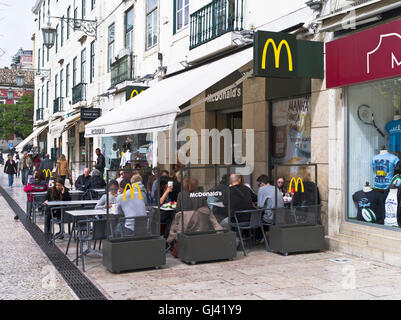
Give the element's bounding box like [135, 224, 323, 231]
[42, 24, 57, 49]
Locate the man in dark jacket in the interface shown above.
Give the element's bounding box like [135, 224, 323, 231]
[95, 148, 105, 174]
[75, 168, 91, 191]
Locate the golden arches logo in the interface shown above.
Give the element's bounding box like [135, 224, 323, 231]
[130, 89, 144, 100]
[122, 183, 143, 201]
[298, 113, 311, 137]
[289, 177, 304, 193]
[43, 169, 53, 178]
[261, 39, 293, 71]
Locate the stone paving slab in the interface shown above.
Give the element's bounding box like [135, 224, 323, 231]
[3, 172, 401, 300]
[0, 177, 76, 300]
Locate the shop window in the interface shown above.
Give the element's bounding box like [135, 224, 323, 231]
[347, 78, 401, 228]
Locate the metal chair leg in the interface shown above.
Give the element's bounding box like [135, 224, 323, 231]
[93, 240, 97, 250]
[261, 226, 270, 252]
[80, 238, 85, 272]
[236, 227, 247, 257]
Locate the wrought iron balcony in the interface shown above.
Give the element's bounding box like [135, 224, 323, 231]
[36, 108, 44, 121]
[190, 0, 244, 50]
[110, 54, 134, 87]
[72, 83, 87, 105]
[53, 97, 63, 114]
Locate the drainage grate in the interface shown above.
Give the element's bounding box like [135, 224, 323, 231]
[0, 186, 107, 300]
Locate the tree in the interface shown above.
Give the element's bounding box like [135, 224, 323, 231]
[11, 48, 24, 65]
[0, 93, 34, 140]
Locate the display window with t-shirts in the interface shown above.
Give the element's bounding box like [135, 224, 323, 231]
[347, 77, 401, 229]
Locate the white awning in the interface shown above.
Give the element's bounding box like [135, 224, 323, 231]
[85, 47, 253, 138]
[50, 114, 80, 136]
[15, 123, 49, 152]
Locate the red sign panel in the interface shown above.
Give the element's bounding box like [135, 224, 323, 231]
[326, 19, 401, 88]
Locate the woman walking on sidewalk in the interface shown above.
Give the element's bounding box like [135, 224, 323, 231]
[4, 154, 17, 188]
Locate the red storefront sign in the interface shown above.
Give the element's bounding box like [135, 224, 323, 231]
[326, 18, 401, 88]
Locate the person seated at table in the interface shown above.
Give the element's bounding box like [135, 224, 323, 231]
[167, 177, 223, 245]
[95, 180, 119, 210]
[116, 170, 125, 186]
[276, 176, 286, 194]
[114, 179, 147, 237]
[220, 173, 257, 229]
[88, 169, 106, 189]
[151, 169, 170, 203]
[159, 176, 173, 205]
[75, 168, 91, 191]
[256, 174, 284, 224]
[43, 178, 72, 238]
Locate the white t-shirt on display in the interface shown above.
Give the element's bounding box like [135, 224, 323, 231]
[385, 189, 398, 226]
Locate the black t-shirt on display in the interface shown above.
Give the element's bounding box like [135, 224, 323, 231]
[352, 190, 385, 224]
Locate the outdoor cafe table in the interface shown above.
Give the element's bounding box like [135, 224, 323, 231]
[64, 209, 118, 261]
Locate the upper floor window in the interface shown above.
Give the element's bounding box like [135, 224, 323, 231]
[37, 49, 41, 69]
[66, 63, 70, 96]
[74, 6, 78, 29]
[67, 6, 71, 39]
[108, 23, 115, 72]
[73, 56, 78, 87]
[91, 0, 95, 10]
[61, 16, 64, 47]
[146, 0, 158, 50]
[175, 0, 189, 33]
[81, 48, 86, 83]
[42, 44, 45, 67]
[90, 41, 95, 83]
[55, 24, 59, 53]
[125, 7, 134, 52]
[60, 69, 64, 98]
[38, 10, 41, 30]
[82, 0, 86, 18]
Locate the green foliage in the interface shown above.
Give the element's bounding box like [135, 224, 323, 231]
[0, 93, 34, 140]
[11, 48, 24, 65]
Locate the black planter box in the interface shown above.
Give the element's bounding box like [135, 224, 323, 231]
[177, 231, 237, 264]
[268, 225, 325, 256]
[102, 237, 166, 273]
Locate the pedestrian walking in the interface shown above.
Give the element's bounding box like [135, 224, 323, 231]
[94, 148, 105, 174]
[4, 154, 17, 188]
[55, 154, 71, 185]
[20, 151, 33, 186]
[15, 154, 20, 177]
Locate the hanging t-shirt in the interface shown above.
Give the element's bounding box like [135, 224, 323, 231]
[371, 153, 400, 190]
[386, 119, 401, 152]
[110, 148, 120, 159]
[384, 189, 398, 227]
[352, 190, 385, 224]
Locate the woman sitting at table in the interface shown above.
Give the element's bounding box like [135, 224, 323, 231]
[95, 180, 119, 210]
[167, 177, 223, 245]
[114, 178, 147, 237]
[43, 178, 72, 238]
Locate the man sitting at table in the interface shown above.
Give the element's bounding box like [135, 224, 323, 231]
[75, 168, 91, 191]
[43, 178, 72, 239]
[114, 178, 147, 237]
[257, 174, 284, 224]
[95, 180, 119, 210]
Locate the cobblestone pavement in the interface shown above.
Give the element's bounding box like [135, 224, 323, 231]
[4, 172, 401, 300]
[0, 175, 76, 300]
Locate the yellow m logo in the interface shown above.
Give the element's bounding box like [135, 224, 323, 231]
[122, 183, 143, 201]
[43, 169, 52, 178]
[298, 113, 311, 137]
[289, 177, 304, 193]
[130, 89, 144, 100]
[261, 39, 293, 71]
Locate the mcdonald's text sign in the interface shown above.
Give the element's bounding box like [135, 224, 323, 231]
[253, 31, 324, 79]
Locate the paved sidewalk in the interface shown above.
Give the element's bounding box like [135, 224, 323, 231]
[3, 171, 401, 300]
[0, 175, 76, 300]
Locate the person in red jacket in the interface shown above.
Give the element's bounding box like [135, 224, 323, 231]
[24, 170, 48, 221]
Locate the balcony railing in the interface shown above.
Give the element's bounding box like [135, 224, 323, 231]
[36, 108, 44, 121]
[110, 54, 134, 87]
[72, 83, 87, 105]
[190, 0, 244, 50]
[53, 97, 63, 114]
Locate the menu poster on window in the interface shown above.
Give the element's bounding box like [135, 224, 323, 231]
[272, 95, 311, 166]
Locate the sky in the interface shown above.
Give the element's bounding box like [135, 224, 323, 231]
[0, 0, 35, 68]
